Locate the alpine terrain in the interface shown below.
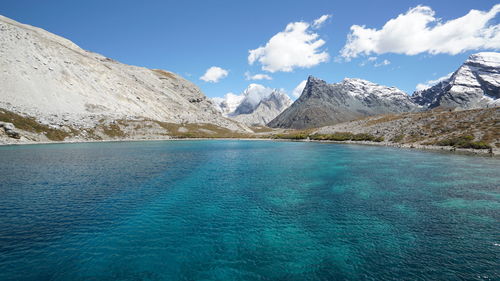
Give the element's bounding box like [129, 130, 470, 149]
[268, 76, 419, 129]
[0, 15, 248, 144]
[212, 84, 292, 126]
[412, 52, 500, 109]
[269, 52, 500, 130]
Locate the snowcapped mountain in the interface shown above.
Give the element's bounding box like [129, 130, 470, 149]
[270, 52, 500, 130]
[0, 15, 244, 131]
[412, 52, 500, 109]
[233, 91, 292, 126]
[268, 76, 419, 129]
[211, 93, 245, 117]
[211, 84, 292, 126]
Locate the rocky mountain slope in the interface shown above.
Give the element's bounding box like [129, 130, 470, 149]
[212, 84, 292, 126]
[0, 15, 247, 138]
[270, 52, 500, 130]
[412, 52, 500, 109]
[269, 76, 419, 129]
[314, 107, 499, 153]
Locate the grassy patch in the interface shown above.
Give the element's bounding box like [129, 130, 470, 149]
[391, 134, 405, 143]
[435, 135, 492, 149]
[100, 123, 126, 138]
[0, 108, 70, 141]
[154, 121, 250, 138]
[250, 126, 275, 133]
[272, 132, 309, 140]
[310, 132, 384, 142]
[271, 131, 384, 142]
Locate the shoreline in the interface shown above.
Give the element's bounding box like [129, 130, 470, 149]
[1, 136, 497, 157]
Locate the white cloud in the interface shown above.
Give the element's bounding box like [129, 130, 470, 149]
[248, 18, 330, 72]
[241, 84, 276, 107]
[212, 84, 279, 116]
[244, 71, 272, 80]
[292, 80, 307, 98]
[374, 59, 391, 67]
[313, 14, 332, 28]
[200, 66, 229, 83]
[368, 56, 377, 62]
[416, 72, 453, 91]
[341, 4, 500, 59]
[211, 93, 245, 116]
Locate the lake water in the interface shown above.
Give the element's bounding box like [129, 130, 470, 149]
[0, 140, 498, 280]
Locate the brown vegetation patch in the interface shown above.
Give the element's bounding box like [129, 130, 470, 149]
[0, 108, 70, 141]
[364, 113, 405, 126]
[154, 121, 251, 138]
[152, 69, 177, 80]
[100, 123, 126, 138]
[250, 126, 275, 133]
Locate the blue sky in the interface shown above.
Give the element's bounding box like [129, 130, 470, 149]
[1, 0, 499, 98]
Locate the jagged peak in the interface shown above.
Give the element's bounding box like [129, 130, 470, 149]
[306, 75, 325, 84]
[263, 90, 292, 104]
[337, 78, 407, 99]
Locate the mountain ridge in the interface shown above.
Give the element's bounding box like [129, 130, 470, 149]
[211, 84, 292, 126]
[412, 52, 500, 109]
[269, 52, 500, 129]
[0, 15, 246, 133]
[268, 76, 419, 129]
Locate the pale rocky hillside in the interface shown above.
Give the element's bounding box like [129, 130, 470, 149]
[0, 15, 247, 137]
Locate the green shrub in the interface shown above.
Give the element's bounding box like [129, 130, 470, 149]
[391, 134, 405, 143]
[464, 141, 492, 149]
[273, 133, 308, 140]
[435, 135, 491, 149]
[309, 132, 383, 142]
[0, 108, 70, 141]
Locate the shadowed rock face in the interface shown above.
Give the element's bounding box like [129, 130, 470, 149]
[268, 76, 419, 129]
[412, 52, 500, 109]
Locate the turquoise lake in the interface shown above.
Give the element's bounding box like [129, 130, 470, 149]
[0, 140, 498, 280]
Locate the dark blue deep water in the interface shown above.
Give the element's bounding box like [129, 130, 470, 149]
[0, 140, 498, 280]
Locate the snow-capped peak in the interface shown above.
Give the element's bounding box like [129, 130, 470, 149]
[211, 84, 292, 125]
[339, 78, 407, 99]
[466, 52, 500, 69]
[412, 52, 500, 109]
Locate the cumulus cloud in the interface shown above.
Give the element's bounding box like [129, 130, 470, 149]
[292, 80, 307, 98]
[244, 71, 272, 80]
[211, 92, 245, 115]
[248, 17, 330, 72]
[415, 72, 453, 91]
[313, 14, 331, 28]
[200, 66, 229, 83]
[341, 4, 500, 59]
[241, 84, 276, 107]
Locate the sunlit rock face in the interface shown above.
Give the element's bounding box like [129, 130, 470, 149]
[412, 52, 500, 109]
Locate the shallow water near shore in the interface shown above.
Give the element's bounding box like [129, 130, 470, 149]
[0, 140, 498, 280]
